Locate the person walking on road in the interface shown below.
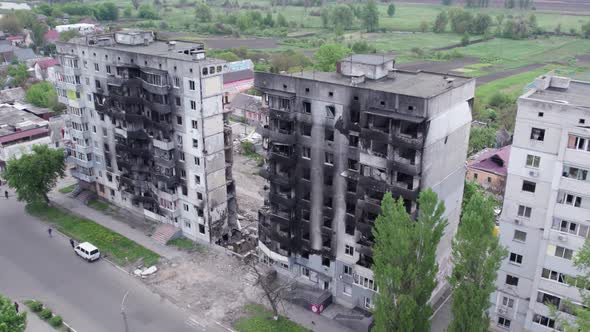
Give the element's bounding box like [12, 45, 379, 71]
[14, 302, 19, 313]
[70, 238, 75, 248]
[4, 190, 7, 199]
[48, 228, 52, 238]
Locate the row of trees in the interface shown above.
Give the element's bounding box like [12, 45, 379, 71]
[433, 9, 493, 35]
[320, 0, 380, 33]
[372, 185, 505, 331]
[443, 0, 532, 9]
[35, 2, 118, 21]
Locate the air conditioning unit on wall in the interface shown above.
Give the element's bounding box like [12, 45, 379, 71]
[558, 234, 567, 242]
[529, 170, 539, 177]
[514, 219, 521, 225]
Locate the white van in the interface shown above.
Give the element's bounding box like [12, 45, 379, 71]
[74, 242, 100, 262]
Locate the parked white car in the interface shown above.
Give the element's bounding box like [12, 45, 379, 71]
[74, 242, 100, 262]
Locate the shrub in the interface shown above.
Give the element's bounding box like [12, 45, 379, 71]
[49, 315, 63, 327]
[40, 308, 53, 319]
[29, 300, 43, 312]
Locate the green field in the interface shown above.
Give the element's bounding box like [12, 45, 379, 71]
[26, 202, 160, 267]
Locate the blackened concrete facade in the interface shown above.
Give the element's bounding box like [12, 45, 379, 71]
[255, 55, 475, 312]
[56, 31, 237, 244]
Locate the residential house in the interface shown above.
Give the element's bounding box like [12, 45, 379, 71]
[466, 145, 511, 195]
[33, 58, 60, 81]
[226, 93, 262, 124]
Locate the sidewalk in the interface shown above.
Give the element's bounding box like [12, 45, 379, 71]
[23, 305, 53, 332]
[283, 302, 356, 332]
[47, 189, 184, 261]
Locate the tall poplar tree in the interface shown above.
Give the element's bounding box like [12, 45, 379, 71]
[448, 191, 507, 332]
[372, 189, 447, 332]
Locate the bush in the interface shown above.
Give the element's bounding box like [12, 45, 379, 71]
[40, 308, 53, 319]
[29, 300, 43, 312]
[49, 315, 63, 327]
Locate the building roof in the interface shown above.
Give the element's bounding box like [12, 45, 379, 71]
[228, 93, 262, 112]
[44, 29, 59, 42]
[13, 48, 39, 61]
[0, 87, 25, 104]
[467, 145, 511, 177]
[526, 79, 590, 108]
[286, 70, 472, 99]
[0, 104, 49, 143]
[64, 32, 224, 65]
[78, 17, 98, 24]
[340, 54, 395, 66]
[224, 69, 253, 84]
[35, 58, 60, 70]
[0, 127, 49, 144]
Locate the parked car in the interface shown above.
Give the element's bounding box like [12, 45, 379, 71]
[74, 242, 100, 262]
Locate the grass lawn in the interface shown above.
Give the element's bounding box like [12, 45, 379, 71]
[234, 304, 311, 332]
[87, 199, 110, 212]
[26, 202, 160, 267]
[474, 64, 585, 103]
[167, 237, 205, 252]
[58, 184, 76, 194]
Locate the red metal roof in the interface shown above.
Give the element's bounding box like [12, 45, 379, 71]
[36, 58, 60, 70]
[6, 35, 24, 41]
[0, 128, 49, 144]
[44, 29, 59, 42]
[467, 145, 511, 176]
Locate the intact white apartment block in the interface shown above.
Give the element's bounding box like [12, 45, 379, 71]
[491, 76, 590, 331]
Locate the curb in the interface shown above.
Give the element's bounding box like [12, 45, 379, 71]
[25, 299, 77, 332]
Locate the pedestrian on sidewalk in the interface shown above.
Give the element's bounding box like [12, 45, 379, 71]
[4, 190, 7, 199]
[48, 228, 52, 238]
[70, 238, 75, 248]
[14, 301, 19, 313]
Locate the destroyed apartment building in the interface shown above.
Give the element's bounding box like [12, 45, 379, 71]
[56, 31, 237, 244]
[255, 54, 475, 313]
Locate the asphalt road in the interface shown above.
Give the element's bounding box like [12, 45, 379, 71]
[0, 191, 225, 332]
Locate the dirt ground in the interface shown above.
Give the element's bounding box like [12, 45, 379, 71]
[397, 56, 479, 74]
[144, 248, 263, 325]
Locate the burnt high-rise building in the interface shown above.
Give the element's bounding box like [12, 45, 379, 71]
[56, 31, 237, 243]
[255, 55, 475, 311]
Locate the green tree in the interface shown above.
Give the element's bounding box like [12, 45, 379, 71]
[468, 126, 496, 155]
[276, 13, 288, 27]
[362, 0, 379, 32]
[581, 22, 590, 39]
[25, 82, 58, 108]
[262, 12, 274, 27]
[0, 15, 23, 35]
[195, 2, 212, 22]
[94, 2, 119, 21]
[313, 43, 351, 72]
[372, 190, 447, 332]
[131, 0, 141, 10]
[59, 30, 81, 42]
[469, 13, 492, 35]
[433, 11, 448, 33]
[448, 191, 507, 332]
[331, 5, 354, 31]
[138, 5, 159, 19]
[123, 5, 133, 18]
[559, 238, 590, 331]
[30, 22, 48, 49]
[387, 4, 396, 17]
[2, 145, 65, 204]
[213, 51, 240, 62]
[0, 294, 26, 332]
[7, 63, 29, 87]
[448, 8, 473, 34]
[419, 21, 429, 32]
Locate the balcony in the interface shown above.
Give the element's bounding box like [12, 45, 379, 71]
[269, 129, 296, 145]
[71, 169, 95, 183]
[154, 171, 179, 186]
[388, 157, 421, 176]
[360, 127, 390, 143]
[157, 188, 178, 203]
[67, 156, 94, 168]
[270, 211, 291, 225]
[358, 175, 419, 200]
[146, 101, 171, 115]
[269, 191, 296, 208]
[142, 80, 171, 95]
[356, 237, 373, 257]
[391, 133, 424, 149]
[151, 138, 175, 151]
[114, 127, 127, 138]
